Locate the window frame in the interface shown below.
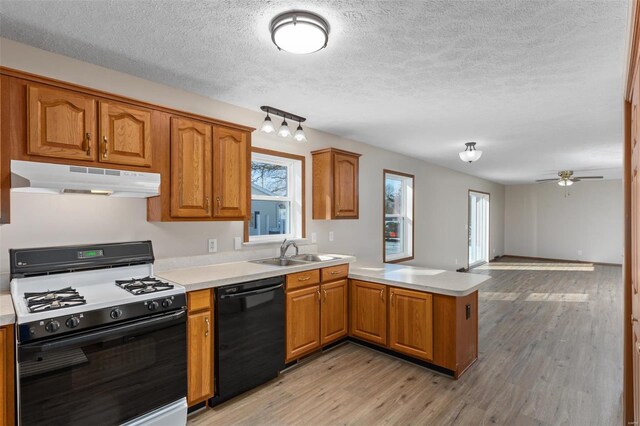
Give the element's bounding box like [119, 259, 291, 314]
[383, 169, 415, 263]
[244, 147, 305, 243]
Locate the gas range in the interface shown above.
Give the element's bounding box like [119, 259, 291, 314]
[10, 241, 186, 343]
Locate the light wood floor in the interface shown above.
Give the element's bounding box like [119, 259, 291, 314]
[189, 257, 622, 426]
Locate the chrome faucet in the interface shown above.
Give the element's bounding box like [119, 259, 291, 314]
[280, 239, 299, 259]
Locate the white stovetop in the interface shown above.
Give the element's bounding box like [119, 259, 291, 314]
[11, 264, 185, 324]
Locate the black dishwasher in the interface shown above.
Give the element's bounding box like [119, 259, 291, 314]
[214, 276, 285, 404]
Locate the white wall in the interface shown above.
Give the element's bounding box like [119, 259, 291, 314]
[0, 38, 505, 284]
[504, 180, 623, 264]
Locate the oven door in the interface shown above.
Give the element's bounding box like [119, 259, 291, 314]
[17, 309, 187, 426]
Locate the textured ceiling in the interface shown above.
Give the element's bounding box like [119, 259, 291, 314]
[0, 0, 629, 184]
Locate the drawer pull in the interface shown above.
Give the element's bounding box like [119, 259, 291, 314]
[298, 276, 311, 281]
[330, 271, 340, 275]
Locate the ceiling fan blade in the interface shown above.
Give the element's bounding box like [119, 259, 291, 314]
[573, 176, 603, 179]
[535, 179, 559, 182]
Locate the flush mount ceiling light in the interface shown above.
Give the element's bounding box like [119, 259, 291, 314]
[260, 106, 307, 142]
[459, 142, 483, 163]
[270, 11, 329, 54]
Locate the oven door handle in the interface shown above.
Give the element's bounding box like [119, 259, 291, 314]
[219, 283, 283, 299]
[20, 309, 186, 353]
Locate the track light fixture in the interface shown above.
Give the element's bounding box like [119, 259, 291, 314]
[260, 106, 307, 142]
[459, 142, 483, 163]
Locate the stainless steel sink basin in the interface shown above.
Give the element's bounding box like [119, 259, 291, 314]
[250, 258, 308, 267]
[291, 254, 339, 262]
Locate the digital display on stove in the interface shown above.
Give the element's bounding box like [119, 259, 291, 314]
[77, 249, 104, 259]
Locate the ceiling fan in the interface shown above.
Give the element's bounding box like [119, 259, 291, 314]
[535, 170, 603, 186]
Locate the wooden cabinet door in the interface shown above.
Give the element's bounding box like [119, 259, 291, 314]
[1, 325, 15, 426]
[187, 311, 213, 405]
[286, 285, 321, 361]
[99, 101, 152, 167]
[170, 117, 213, 218]
[321, 279, 348, 345]
[389, 287, 433, 361]
[27, 84, 96, 161]
[213, 126, 248, 218]
[333, 152, 359, 218]
[349, 280, 387, 345]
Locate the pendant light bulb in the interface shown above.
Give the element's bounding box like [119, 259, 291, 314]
[293, 123, 307, 142]
[278, 119, 291, 138]
[260, 112, 275, 134]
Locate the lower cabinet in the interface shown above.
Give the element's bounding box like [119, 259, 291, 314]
[187, 290, 214, 406]
[0, 324, 15, 426]
[349, 280, 387, 346]
[388, 287, 433, 361]
[321, 279, 348, 345]
[286, 285, 321, 361]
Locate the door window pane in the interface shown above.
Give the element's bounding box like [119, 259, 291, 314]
[384, 171, 414, 262]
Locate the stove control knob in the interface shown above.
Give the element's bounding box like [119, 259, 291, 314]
[148, 301, 159, 311]
[110, 308, 122, 319]
[162, 298, 173, 308]
[66, 316, 80, 328]
[45, 320, 60, 333]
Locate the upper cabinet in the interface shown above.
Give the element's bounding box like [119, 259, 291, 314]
[312, 148, 361, 219]
[27, 84, 97, 162]
[99, 101, 152, 167]
[170, 117, 213, 219]
[212, 127, 248, 219]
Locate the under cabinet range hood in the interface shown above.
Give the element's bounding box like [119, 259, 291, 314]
[11, 160, 160, 198]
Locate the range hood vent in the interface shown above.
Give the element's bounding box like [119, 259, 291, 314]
[11, 160, 160, 198]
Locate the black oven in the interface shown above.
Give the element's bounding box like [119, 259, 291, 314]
[17, 309, 187, 426]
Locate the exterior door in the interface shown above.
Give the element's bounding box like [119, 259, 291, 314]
[321, 279, 348, 344]
[213, 126, 247, 218]
[187, 311, 213, 405]
[349, 280, 387, 346]
[286, 285, 321, 361]
[27, 84, 96, 161]
[389, 287, 433, 361]
[468, 191, 490, 268]
[333, 152, 359, 218]
[99, 101, 152, 167]
[170, 117, 213, 218]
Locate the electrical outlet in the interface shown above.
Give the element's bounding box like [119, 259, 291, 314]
[311, 232, 317, 243]
[234, 237, 242, 250]
[208, 238, 217, 253]
[455, 258, 458, 265]
[578, 250, 582, 256]
[493, 248, 496, 254]
[329, 231, 334, 242]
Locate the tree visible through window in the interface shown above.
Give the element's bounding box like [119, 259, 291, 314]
[384, 170, 414, 262]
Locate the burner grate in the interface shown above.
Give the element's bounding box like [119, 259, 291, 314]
[115, 277, 173, 296]
[24, 287, 86, 313]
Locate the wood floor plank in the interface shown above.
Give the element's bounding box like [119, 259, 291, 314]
[188, 257, 622, 425]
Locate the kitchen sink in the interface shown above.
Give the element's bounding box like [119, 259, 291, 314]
[250, 258, 308, 267]
[291, 254, 339, 262]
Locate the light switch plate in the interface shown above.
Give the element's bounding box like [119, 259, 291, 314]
[234, 237, 242, 250]
[311, 232, 317, 243]
[329, 231, 334, 242]
[208, 238, 217, 253]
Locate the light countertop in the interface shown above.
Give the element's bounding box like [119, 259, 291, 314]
[348, 262, 490, 296]
[155, 254, 356, 291]
[0, 291, 15, 326]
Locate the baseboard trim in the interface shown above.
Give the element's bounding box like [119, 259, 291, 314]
[502, 254, 622, 267]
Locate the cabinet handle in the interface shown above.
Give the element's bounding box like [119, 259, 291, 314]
[323, 288, 327, 302]
[102, 136, 108, 159]
[298, 276, 311, 281]
[217, 196, 221, 208]
[390, 291, 394, 306]
[316, 289, 321, 301]
[637, 342, 640, 353]
[206, 196, 210, 213]
[85, 133, 91, 156]
[205, 317, 210, 337]
[379, 288, 384, 302]
[633, 316, 639, 323]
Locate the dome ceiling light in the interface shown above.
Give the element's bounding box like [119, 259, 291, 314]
[459, 142, 483, 163]
[270, 11, 329, 54]
[260, 106, 307, 142]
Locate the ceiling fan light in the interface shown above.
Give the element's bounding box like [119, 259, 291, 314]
[558, 179, 573, 187]
[293, 124, 307, 142]
[278, 119, 291, 138]
[271, 11, 329, 54]
[260, 115, 275, 133]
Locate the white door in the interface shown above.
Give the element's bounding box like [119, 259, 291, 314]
[469, 191, 490, 268]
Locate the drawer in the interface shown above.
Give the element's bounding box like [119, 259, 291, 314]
[321, 264, 349, 282]
[286, 269, 320, 290]
[188, 289, 212, 313]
